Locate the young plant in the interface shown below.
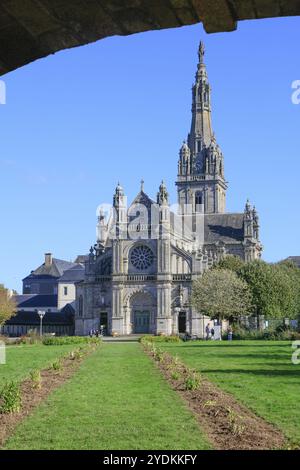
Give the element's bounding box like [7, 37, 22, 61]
[171, 371, 181, 381]
[0, 381, 22, 414]
[227, 407, 245, 436]
[51, 359, 63, 371]
[73, 349, 83, 360]
[184, 370, 201, 391]
[30, 369, 42, 389]
[154, 348, 164, 362]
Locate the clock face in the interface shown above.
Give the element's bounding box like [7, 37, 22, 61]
[130, 245, 154, 270]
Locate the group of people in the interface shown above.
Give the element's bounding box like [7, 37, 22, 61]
[205, 323, 216, 340]
[89, 328, 102, 338]
[205, 322, 233, 341]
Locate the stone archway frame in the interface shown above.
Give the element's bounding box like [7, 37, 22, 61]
[124, 288, 157, 335]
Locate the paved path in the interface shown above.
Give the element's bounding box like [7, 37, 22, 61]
[102, 335, 142, 343]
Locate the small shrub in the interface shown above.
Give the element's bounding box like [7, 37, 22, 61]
[185, 370, 201, 391]
[227, 407, 245, 436]
[154, 348, 164, 362]
[223, 325, 300, 341]
[43, 336, 101, 346]
[0, 381, 22, 414]
[51, 359, 63, 371]
[171, 371, 181, 381]
[140, 335, 181, 344]
[74, 350, 83, 360]
[19, 330, 41, 345]
[30, 370, 42, 389]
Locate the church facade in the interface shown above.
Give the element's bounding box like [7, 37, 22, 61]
[75, 42, 262, 337]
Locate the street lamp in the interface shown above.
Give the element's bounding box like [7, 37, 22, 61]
[38, 310, 46, 337]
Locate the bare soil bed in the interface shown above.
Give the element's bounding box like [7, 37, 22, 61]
[144, 347, 286, 450]
[0, 346, 97, 448]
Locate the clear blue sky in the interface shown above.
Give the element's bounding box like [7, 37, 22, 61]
[1, 17, 300, 292]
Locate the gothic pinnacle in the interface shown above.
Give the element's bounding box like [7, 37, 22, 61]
[198, 40, 205, 64]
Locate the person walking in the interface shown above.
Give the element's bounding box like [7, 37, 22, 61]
[205, 323, 211, 340]
[228, 326, 233, 341]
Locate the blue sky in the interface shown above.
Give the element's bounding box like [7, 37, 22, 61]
[1, 17, 300, 292]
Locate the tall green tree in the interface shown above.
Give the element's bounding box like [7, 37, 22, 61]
[239, 260, 298, 318]
[192, 269, 252, 322]
[213, 254, 245, 274]
[0, 284, 16, 326]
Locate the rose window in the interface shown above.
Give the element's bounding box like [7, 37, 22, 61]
[130, 246, 154, 270]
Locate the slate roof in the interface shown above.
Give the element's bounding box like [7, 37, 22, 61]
[130, 190, 155, 208]
[204, 213, 244, 244]
[5, 309, 74, 326]
[23, 258, 78, 281]
[286, 256, 300, 268]
[14, 294, 58, 308]
[58, 265, 85, 282]
[74, 255, 89, 264]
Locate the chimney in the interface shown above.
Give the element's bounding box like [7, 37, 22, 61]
[45, 253, 53, 266]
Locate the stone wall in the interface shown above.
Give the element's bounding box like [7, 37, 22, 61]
[1, 1, 299, 75]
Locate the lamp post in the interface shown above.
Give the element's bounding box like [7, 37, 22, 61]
[38, 310, 46, 337]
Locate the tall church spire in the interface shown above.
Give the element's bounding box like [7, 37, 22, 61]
[176, 40, 227, 214]
[189, 40, 213, 154]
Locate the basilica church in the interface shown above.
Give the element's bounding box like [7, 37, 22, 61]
[75, 41, 262, 337]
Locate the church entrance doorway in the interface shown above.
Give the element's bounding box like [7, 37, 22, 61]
[133, 311, 150, 334]
[99, 311, 108, 335]
[129, 290, 155, 335]
[178, 311, 187, 333]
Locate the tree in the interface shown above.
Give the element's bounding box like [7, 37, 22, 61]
[275, 260, 300, 318]
[213, 254, 245, 274]
[239, 260, 298, 319]
[192, 269, 252, 322]
[0, 284, 16, 326]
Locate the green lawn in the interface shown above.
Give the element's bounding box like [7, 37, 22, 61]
[159, 340, 300, 446]
[0, 343, 76, 384]
[4, 343, 210, 450]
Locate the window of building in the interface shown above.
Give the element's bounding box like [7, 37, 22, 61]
[64, 286, 68, 296]
[195, 192, 203, 211]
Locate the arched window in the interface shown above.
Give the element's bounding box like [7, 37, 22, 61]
[195, 192, 203, 212]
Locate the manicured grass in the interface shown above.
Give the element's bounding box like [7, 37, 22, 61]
[159, 340, 300, 446]
[0, 344, 76, 383]
[4, 343, 211, 450]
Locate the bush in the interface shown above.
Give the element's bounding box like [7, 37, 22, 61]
[185, 370, 201, 391]
[19, 330, 41, 345]
[30, 370, 42, 389]
[223, 325, 300, 341]
[51, 359, 63, 371]
[140, 335, 181, 344]
[171, 371, 181, 381]
[0, 381, 22, 414]
[42, 336, 101, 346]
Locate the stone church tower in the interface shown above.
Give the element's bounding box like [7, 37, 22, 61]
[75, 41, 262, 337]
[177, 42, 226, 214]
